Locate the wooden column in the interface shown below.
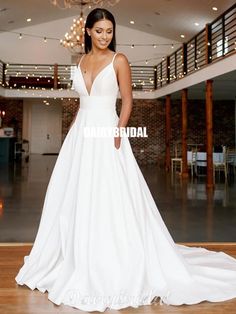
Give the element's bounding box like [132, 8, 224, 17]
[206, 80, 214, 188]
[165, 95, 171, 171]
[181, 88, 188, 178]
[54, 63, 58, 89]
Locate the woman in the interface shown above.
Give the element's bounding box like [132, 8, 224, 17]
[15, 8, 236, 312]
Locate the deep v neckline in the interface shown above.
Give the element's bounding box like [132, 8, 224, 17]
[78, 53, 116, 96]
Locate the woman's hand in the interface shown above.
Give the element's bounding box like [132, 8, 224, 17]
[114, 135, 121, 150]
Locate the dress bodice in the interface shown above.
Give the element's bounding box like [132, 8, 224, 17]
[72, 53, 119, 98]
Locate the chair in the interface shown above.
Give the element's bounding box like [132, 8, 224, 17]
[14, 139, 30, 162]
[213, 146, 228, 181]
[187, 148, 197, 177]
[171, 144, 182, 174]
[226, 148, 236, 176]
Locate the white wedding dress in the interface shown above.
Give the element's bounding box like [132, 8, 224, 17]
[15, 52, 236, 312]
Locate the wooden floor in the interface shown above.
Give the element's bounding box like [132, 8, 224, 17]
[1, 243, 236, 314]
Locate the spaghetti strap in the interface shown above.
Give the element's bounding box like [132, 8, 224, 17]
[77, 54, 85, 67]
[78, 53, 117, 67]
[111, 52, 118, 64]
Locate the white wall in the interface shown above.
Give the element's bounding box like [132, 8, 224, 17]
[0, 16, 179, 66]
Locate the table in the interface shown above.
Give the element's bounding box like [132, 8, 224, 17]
[187, 152, 224, 175]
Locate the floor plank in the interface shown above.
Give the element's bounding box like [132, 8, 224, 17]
[0, 244, 236, 313]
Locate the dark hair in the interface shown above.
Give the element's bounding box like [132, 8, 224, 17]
[84, 8, 116, 54]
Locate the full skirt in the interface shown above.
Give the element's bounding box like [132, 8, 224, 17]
[15, 105, 236, 312]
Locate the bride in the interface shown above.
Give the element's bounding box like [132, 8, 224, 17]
[15, 7, 236, 312]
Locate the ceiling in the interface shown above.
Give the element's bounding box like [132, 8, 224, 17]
[0, 0, 235, 42]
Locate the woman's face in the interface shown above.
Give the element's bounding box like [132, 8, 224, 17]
[86, 19, 114, 50]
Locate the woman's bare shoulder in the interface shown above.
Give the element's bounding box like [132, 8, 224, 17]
[114, 52, 130, 72]
[114, 52, 129, 64]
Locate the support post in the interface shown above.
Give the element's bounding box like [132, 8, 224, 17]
[181, 88, 188, 178]
[165, 95, 171, 171]
[206, 80, 214, 188]
[54, 63, 58, 89]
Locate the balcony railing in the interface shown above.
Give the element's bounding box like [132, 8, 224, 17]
[0, 60, 4, 87]
[131, 66, 155, 91]
[157, 3, 236, 84]
[0, 3, 235, 93]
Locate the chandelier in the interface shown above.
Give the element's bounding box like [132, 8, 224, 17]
[60, 11, 85, 54]
[56, 0, 120, 54]
[51, 0, 120, 9]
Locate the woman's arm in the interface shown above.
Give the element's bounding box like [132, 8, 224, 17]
[114, 53, 133, 149]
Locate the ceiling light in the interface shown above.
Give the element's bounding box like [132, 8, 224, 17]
[194, 22, 199, 26]
[180, 34, 185, 38]
[27, 18, 31, 22]
[212, 7, 218, 11]
[130, 20, 134, 24]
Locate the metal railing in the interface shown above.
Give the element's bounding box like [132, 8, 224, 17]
[131, 66, 155, 91]
[211, 7, 236, 61]
[1, 62, 156, 92]
[155, 3, 236, 85]
[3, 63, 73, 90]
[0, 3, 235, 93]
[0, 60, 4, 87]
